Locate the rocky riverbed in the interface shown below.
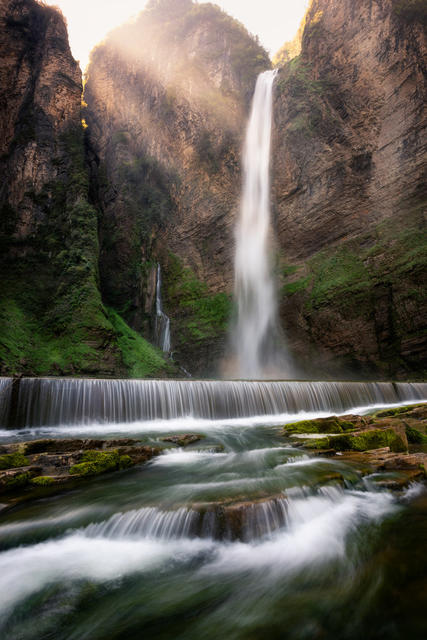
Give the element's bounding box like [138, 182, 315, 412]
[283, 403, 427, 488]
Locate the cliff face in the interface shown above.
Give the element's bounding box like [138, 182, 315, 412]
[84, 0, 269, 374]
[0, 0, 172, 378]
[272, 0, 427, 378]
[1, 0, 425, 380]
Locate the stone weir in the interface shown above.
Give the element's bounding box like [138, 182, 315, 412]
[0, 378, 426, 429]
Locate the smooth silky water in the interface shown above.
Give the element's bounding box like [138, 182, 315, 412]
[1, 378, 427, 639]
[1, 68, 426, 639]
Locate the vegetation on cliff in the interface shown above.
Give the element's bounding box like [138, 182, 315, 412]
[0, 1, 172, 379]
[163, 253, 232, 351]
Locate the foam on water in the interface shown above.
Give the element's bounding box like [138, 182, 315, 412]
[0, 485, 397, 617]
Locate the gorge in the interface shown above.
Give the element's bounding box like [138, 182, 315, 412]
[0, 0, 425, 380]
[0, 1, 427, 637]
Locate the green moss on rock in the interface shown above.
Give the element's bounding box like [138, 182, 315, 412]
[30, 476, 57, 487]
[0, 452, 29, 470]
[69, 449, 133, 477]
[406, 425, 427, 445]
[164, 252, 232, 347]
[309, 429, 407, 453]
[106, 308, 172, 378]
[5, 472, 31, 489]
[284, 416, 356, 435]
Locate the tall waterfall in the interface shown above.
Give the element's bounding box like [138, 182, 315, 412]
[155, 264, 171, 353]
[233, 69, 288, 378]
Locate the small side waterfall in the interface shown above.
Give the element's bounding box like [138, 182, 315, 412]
[155, 264, 171, 353]
[233, 69, 289, 379]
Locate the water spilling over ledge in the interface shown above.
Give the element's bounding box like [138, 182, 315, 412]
[1, 377, 426, 428]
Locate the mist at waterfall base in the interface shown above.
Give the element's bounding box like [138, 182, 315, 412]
[232, 69, 292, 380]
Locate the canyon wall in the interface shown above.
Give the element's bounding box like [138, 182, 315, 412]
[272, 0, 426, 378]
[84, 0, 270, 374]
[1, 0, 425, 379]
[0, 0, 172, 377]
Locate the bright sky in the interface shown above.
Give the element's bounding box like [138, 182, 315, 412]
[44, 0, 310, 71]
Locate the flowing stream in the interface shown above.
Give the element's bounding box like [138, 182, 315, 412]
[1, 378, 427, 638]
[233, 69, 289, 378]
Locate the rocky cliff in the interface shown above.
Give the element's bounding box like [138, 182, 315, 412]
[1, 0, 425, 380]
[273, 0, 426, 379]
[84, 0, 270, 374]
[0, 0, 173, 378]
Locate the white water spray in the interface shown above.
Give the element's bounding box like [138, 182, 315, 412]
[155, 264, 171, 353]
[233, 69, 289, 378]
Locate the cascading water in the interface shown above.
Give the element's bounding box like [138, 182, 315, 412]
[155, 263, 171, 353]
[1, 388, 426, 639]
[1, 69, 426, 640]
[1, 377, 426, 428]
[233, 69, 290, 378]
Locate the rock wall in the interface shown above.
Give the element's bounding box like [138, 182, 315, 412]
[84, 0, 270, 374]
[0, 0, 172, 378]
[1, 0, 425, 380]
[272, 0, 426, 379]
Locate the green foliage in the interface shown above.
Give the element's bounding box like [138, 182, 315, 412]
[281, 265, 300, 278]
[308, 248, 371, 309]
[106, 308, 172, 378]
[0, 452, 29, 470]
[164, 253, 232, 345]
[282, 277, 311, 297]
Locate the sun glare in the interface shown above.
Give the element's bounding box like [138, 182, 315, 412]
[43, 0, 309, 71]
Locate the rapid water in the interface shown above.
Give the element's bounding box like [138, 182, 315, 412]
[233, 69, 289, 378]
[155, 263, 171, 353]
[1, 392, 427, 639]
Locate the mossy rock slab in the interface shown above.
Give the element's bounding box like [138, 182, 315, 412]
[309, 428, 407, 453]
[283, 416, 357, 435]
[0, 452, 29, 470]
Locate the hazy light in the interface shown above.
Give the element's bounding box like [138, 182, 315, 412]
[43, 0, 309, 71]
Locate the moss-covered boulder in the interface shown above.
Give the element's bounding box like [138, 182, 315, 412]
[405, 425, 427, 445]
[310, 428, 407, 453]
[69, 450, 131, 477]
[30, 476, 57, 487]
[0, 452, 29, 470]
[283, 416, 357, 435]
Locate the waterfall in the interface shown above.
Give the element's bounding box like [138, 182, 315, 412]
[233, 69, 288, 378]
[1, 377, 426, 428]
[155, 264, 171, 353]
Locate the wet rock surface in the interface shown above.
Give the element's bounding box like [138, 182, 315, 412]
[0, 439, 160, 502]
[285, 403, 427, 486]
[160, 434, 204, 447]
